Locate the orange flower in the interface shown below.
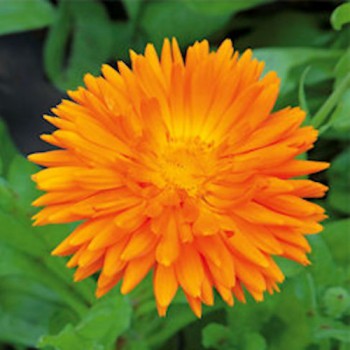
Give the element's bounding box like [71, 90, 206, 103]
[29, 38, 329, 317]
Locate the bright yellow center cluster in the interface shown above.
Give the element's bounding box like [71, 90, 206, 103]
[157, 137, 215, 197]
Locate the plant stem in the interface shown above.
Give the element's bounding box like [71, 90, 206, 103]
[312, 73, 350, 129]
[298, 66, 311, 121]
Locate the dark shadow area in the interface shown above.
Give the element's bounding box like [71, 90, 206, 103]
[0, 31, 63, 155]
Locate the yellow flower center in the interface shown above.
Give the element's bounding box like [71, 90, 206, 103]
[157, 137, 215, 197]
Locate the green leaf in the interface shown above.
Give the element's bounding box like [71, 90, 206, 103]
[110, 22, 135, 62]
[327, 148, 350, 214]
[331, 3, 350, 31]
[0, 119, 18, 177]
[331, 103, 350, 131]
[143, 298, 223, 348]
[0, 210, 46, 257]
[0, 241, 88, 314]
[242, 332, 267, 350]
[0, 217, 94, 325]
[0, 120, 98, 347]
[322, 219, 350, 266]
[320, 90, 350, 134]
[43, 0, 71, 89]
[0, 0, 55, 36]
[323, 50, 350, 133]
[274, 257, 303, 278]
[123, 339, 150, 350]
[0, 178, 16, 213]
[0, 211, 94, 313]
[0, 240, 90, 346]
[0, 151, 94, 314]
[225, 293, 277, 336]
[271, 285, 314, 350]
[0, 131, 95, 309]
[44, 0, 114, 90]
[7, 155, 40, 213]
[253, 48, 341, 97]
[322, 287, 350, 319]
[122, 0, 143, 20]
[315, 325, 350, 343]
[38, 293, 132, 350]
[308, 235, 339, 286]
[182, 0, 271, 16]
[335, 49, 350, 86]
[76, 295, 131, 344]
[202, 323, 235, 349]
[49, 308, 80, 336]
[39, 324, 98, 350]
[140, 0, 231, 49]
[0, 275, 73, 347]
[321, 127, 350, 141]
[234, 10, 333, 50]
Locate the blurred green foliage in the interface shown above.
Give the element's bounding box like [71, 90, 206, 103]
[0, 0, 349, 350]
[0, 0, 55, 36]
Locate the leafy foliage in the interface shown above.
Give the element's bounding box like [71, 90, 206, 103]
[44, 0, 114, 90]
[0, 0, 349, 349]
[331, 2, 350, 31]
[38, 292, 132, 350]
[0, 0, 55, 36]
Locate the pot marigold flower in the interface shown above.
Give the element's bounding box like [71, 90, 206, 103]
[29, 38, 329, 317]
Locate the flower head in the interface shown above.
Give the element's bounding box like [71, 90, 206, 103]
[29, 38, 329, 317]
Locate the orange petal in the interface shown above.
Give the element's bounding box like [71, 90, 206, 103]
[74, 257, 103, 281]
[154, 264, 178, 307]
[227, 230, 270, 268]
[121, 227, 157, 261]
[185, 294, 202, 318]
[175, 244, 204, 298]
[121, 252, 155, 294]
